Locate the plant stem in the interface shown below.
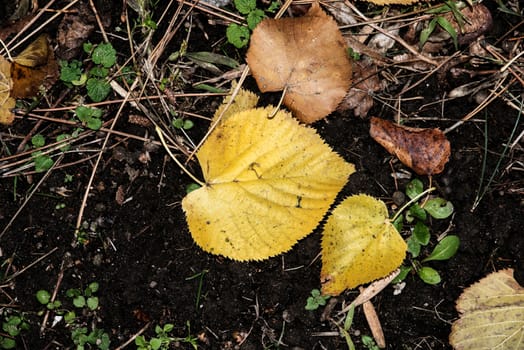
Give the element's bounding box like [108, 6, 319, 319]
[390, 187, 436, 223]
[155, 126, 205, 187]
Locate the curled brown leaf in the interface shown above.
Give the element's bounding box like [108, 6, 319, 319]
[369, 117, 451, 175]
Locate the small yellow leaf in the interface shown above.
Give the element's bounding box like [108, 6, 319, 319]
[321, 194, 406, 295]
[183, 106, 354, 261]
[0, 55, 15, 125]
[13, 34, 50, 67]
[212, 81, 259, 123]
[450, 269, 524, 350]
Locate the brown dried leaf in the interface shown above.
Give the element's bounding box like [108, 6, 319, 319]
[369, 117, 451, 175]
[246, 3, 351, 124]
[57, 2, 96, 60]
[338, 60, 382, 117]
[10, 34, 58, 98]
[444, 3, 492, 46]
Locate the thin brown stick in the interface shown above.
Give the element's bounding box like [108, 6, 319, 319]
[3, 247, 58, 283]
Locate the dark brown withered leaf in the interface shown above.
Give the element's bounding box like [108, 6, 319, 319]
[369, 117, 450, 175]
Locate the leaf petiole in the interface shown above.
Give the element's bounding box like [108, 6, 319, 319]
[390, 187, 436, 223]
[155, 126, 205, 187]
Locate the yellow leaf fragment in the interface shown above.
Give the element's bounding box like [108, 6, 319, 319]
[212, 82, 259, 123]
[450, 269, 524, 350]
[11, 34, 58, 99]
[0, 55, 15, 125]
[13, 34, 50, 67]
[183, 106, 354, 261]
[321, 194, 406, 295]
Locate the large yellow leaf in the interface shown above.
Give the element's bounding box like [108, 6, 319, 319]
[450, 269, 524, 350]
[321, 194, 406, 295]
[182, 106, 354, 261]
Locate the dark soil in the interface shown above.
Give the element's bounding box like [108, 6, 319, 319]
[0, 1, 523, 349]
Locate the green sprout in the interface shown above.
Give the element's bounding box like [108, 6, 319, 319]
[30, 134, 53, 173]
[71, 327, 110, 350]
[135, 321, 198, 350]
[66, 282, 100, 311]
[0, 313, 29, 349]
[420, 0, 463, 49]
[392, 179, 459, 285]
[226, 0, 280, 48]
[36, 289, 62, 311]
[74, 106, 103, 131]
[59, 42, 116, 102]
[305, 289, 330, 310]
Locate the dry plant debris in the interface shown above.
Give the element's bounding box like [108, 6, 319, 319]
[450, 269, 524, 350]
[246, 2, 351, 124]
[369, 117, 451, 176]
[321, 194, 406, 296]
[364, 0, 419, 5]
[182, 106, 354, 261]
[0, 34, 57, 125]
[338, 60, 382, 118]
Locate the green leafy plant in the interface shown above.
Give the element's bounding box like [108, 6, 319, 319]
[30, 134, 54, 172]
[361, 335, 380, 350]
[420, 0, 463, 49]
[172, 117, 194, 130]
[36, 289, 62, 310]
[335, 304, 356, 350]
[74, 106, 103, 131]
[66, 282, 100, 311]
[0, 313, 29, 349]
[135, 322, 198, 350]
[59, 42, 117, 102]
[392, 179, 459, 285]
[305, 289, 330, 310]
[71, 327, 110, 350]
[226, 0, 279, 48]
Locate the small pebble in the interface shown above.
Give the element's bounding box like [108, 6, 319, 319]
[392, 191, 406, 206]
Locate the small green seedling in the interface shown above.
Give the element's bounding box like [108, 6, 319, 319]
[0, 313, 29, 349]
[172, 118, 194, 130]
[420, 0, 463, 49]
[30, 134, 53, 172]
[361, 335, 380, 350]
[71, 326, 110, 350]
[60, 42, 116, 102]
[74, 106, 103, 131]
[392, 179, 459, 285]
[305, 289, 330, 310]
[135, 321, 198, 350]
[66, 282, 100, 311]
[337, 304, 356, 350]
[36, 289, 62, 311]
[226, 0, 279, 48]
